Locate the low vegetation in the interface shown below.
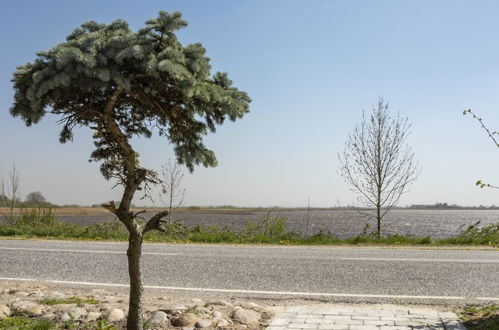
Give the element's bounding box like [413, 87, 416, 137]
[442, 221, 499, 246]
[0, 209, 497, 247]
[0, 315, 118, 330]
[460, 305, 499, 330]
[0, 315, 56, 330]
[38, 296, 99, 306]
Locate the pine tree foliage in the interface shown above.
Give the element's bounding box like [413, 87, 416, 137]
[11, 11, 250, 182]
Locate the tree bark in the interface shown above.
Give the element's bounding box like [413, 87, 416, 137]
[376, 205, 381, 238]
[100, 88, 145, 330]
[126, 230, 144, 330]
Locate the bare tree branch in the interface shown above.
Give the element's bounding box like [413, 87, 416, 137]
[464, 109, 498, 189]
[143, 211, 169, 234]
[464, 109, 499, 148]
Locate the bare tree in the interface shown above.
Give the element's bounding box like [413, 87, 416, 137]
[0, 163, 21, 224]
[463, 109, 498, 189]
[159, 159, 186, 222]
[338, 98, 420, 237]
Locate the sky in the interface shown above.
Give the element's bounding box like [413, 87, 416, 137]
[1, 0, 499, 207]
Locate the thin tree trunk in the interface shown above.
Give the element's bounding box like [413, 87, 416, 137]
[376, 205, 381, 238]
[127, 231, 144, 330]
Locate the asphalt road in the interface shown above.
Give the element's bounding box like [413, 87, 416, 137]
[0, 240, 498, 305]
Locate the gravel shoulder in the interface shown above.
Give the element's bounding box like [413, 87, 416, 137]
[0, 280, 470, 329]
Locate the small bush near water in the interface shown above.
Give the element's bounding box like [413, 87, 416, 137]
[0, 209, 497, 246]
[443, 221, 499, 247]
[0, 209, 129, 240]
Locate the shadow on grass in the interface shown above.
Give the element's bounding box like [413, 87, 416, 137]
[463, 314, 499, 330]
[461, 305, 499, 330]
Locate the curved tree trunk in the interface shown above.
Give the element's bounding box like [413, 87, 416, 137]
[127, 231, 144, 330]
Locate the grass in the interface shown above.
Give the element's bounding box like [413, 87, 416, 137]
[0, 316, 56, 330]
[184, 305, 199, 314]
[0, 209, 498, 247]
[0, 316, 117, 330]
[38, 296, 99, 306]
[91, 320, 117, 330]
[460, 305, 499, 330]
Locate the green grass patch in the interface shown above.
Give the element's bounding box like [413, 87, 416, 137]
[0, 314, 117, 330]
[460, 305, 499, 330]
[90, 319, 117, 330]
[0, 316, 56, 330]
[38, 296, 99, 306]
[184, 305, 200, 314]
[1, 209, 498, 247]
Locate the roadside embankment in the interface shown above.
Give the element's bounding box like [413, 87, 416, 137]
[0, 209, 498, 247]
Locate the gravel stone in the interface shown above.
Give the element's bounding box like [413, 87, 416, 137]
[195, 319, 212, 328]
[239, 302, 262, 311]
[85, 311, 102, 322]
[207, 300, 232, 307]
[232, 308, 260, 326]
[28, 291, 44, 298]
[27, 305, 44, 315]
[68, 307, 86, 320]
[0, 305, 10, 319]
[172, 313, 199, 327]
[149, 310, 168, 324]
[41, 312, 56, 320]
[12, 301, 35, 310]
[212, 311, 223, 319]
[215, 318, 230, 327]
[107, 308, 125, 322]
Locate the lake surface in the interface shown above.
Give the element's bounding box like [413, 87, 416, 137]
[57, 209, 499, 238]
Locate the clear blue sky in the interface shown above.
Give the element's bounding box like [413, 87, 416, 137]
[1, 0, 498, 207]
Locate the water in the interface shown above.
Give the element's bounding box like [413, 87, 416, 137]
[57, 209, 499, 238]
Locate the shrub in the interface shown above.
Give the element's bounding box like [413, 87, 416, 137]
[81, 221, 127, 240]
[0, 208, 80, 238]
[442, 221, 499, 247]
[243, 212, 289, 240]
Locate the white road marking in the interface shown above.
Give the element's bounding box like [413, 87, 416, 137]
[0, 247, 177, 256]
[477, 297, 499, 301]
[341, 257, 499, 263]
[0, 277, 488, 301]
